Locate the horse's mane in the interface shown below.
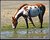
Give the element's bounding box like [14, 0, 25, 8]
[18, 4, 28, 11]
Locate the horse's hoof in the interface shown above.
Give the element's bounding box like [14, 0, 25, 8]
[34, 26, 36, 28]
[39, 27, 43, 29]
[27, 28, 28, 29]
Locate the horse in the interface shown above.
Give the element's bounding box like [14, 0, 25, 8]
[12, 3, 46, 29]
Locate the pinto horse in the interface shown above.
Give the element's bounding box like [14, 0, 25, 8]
[12, 3, 46, 29]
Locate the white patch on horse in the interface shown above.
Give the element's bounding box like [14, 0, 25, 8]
[23, 10, 28, 16]
[27, 6, 31, 10]
[23, 6, 31, 16]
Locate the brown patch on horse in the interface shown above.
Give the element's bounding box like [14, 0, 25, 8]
[28, 3, 45, 8]
[24, 6, 28, 11]
[35, 3, 45, 7]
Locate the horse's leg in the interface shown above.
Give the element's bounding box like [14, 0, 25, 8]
[29, 17, 36, 27]
[25, 17, 28, 29]
[38, 14, 43, 28]
[23, 15, 29, 29]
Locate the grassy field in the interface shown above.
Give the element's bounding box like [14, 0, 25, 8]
[1, 22, 48, 31]
[1, 22, 48, 39]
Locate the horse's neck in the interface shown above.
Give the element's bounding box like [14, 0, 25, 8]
[15, 8, 24, 18]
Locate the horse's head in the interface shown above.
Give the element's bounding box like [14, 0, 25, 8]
[12, 16, 18, 29]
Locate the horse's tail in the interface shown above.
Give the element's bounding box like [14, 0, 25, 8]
[35, 3, 46, 16]
[39, 4, 46, 16]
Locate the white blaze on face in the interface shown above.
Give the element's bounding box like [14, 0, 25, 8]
[12, 24, 15, 29]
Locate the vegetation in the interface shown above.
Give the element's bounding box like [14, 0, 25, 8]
[1, 22, 48, 31]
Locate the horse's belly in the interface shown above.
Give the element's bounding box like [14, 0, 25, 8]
[30, 11, 39, 17]
[30, 8, 41, 17]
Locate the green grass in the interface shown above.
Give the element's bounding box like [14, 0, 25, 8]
[0, 22, 48, 38]
[1, 22, 48, 31]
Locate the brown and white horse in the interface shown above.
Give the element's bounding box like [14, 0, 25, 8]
[12, 3, 46, 29]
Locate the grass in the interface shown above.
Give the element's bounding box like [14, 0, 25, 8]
[0, 22, 48, 38]
[1, 22, 49, 31]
